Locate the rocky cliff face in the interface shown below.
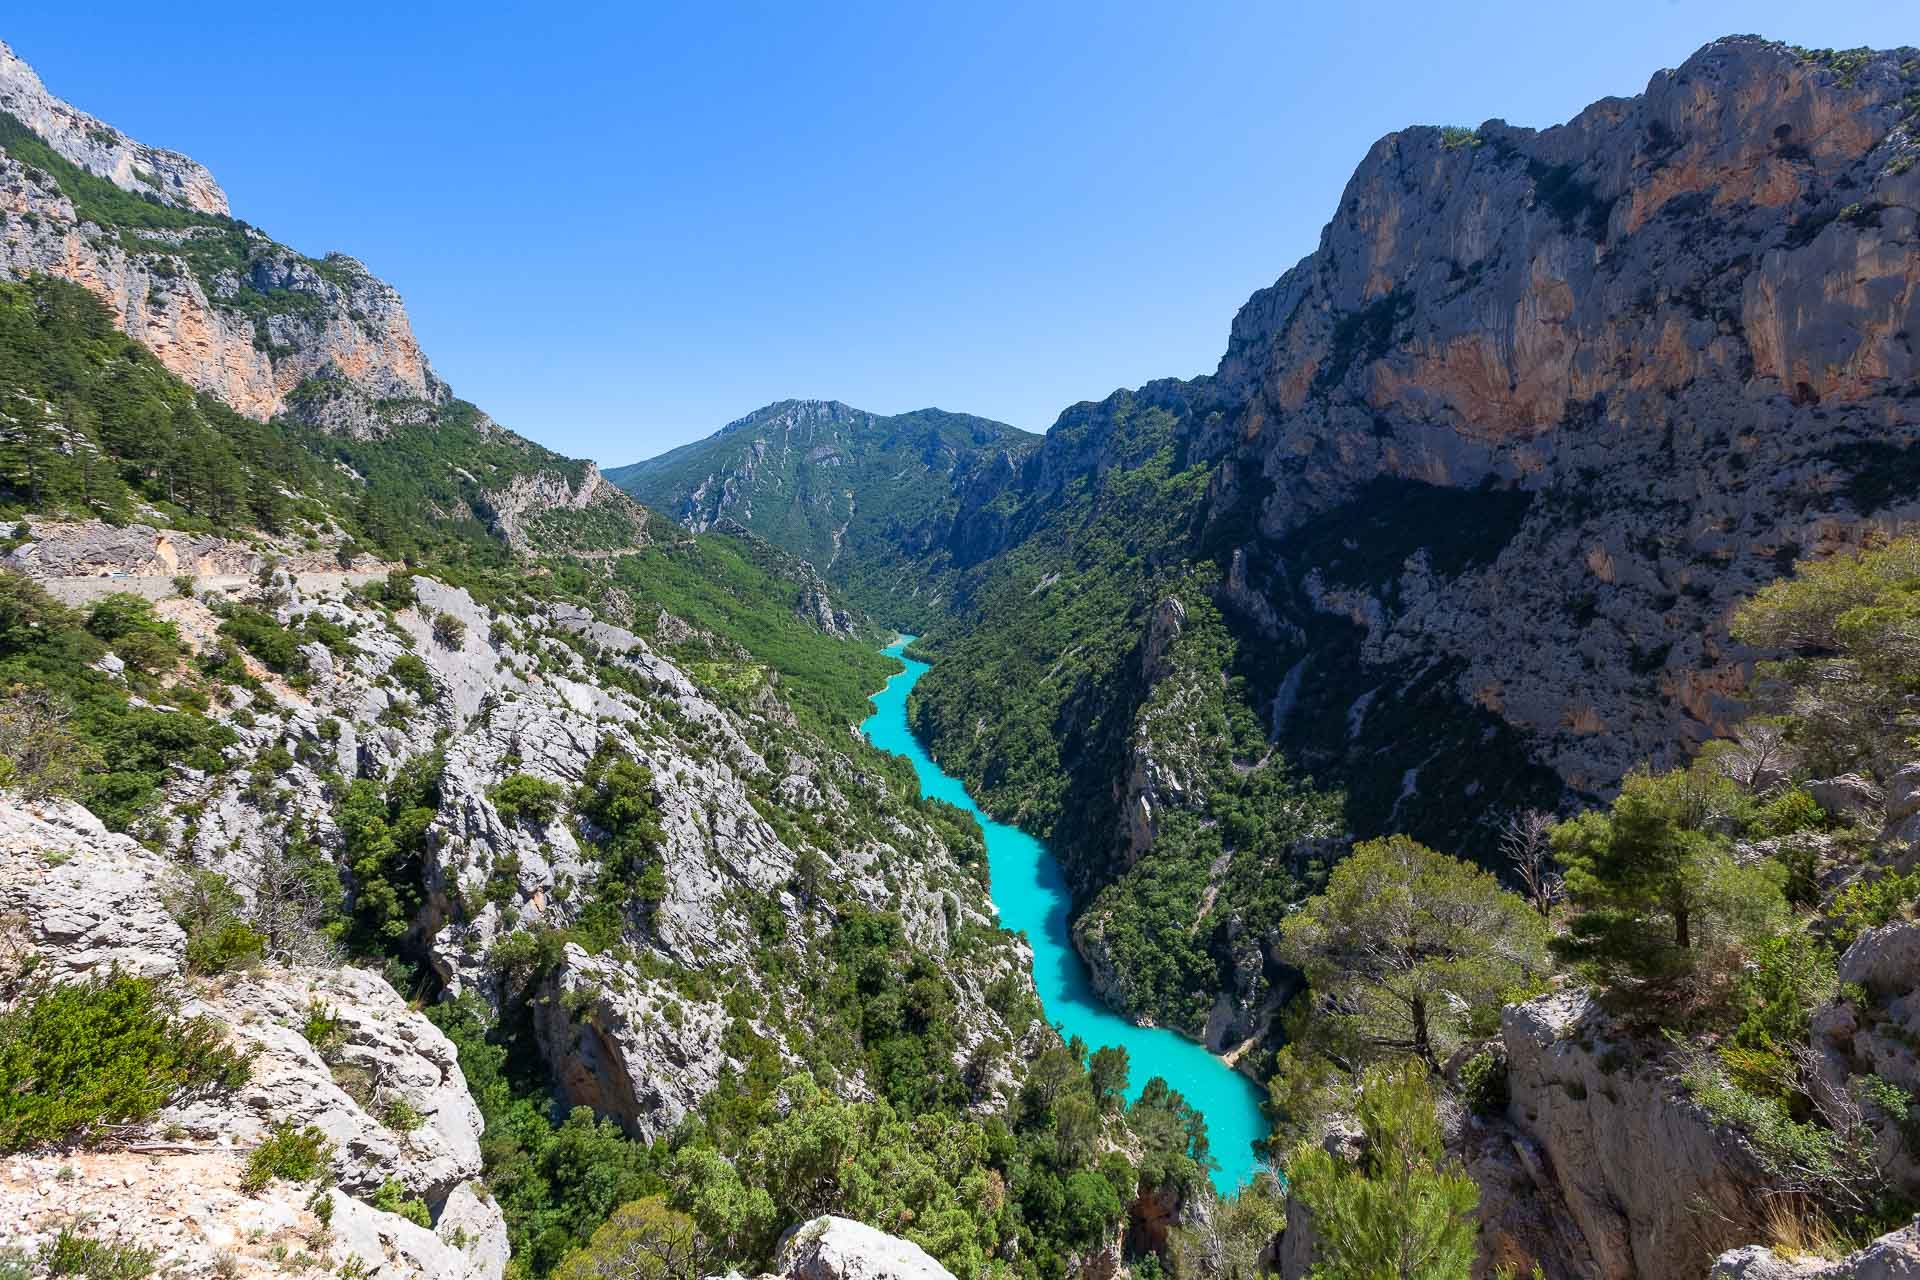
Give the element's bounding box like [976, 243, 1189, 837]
[0, 40, 226, 214]
[909, 37, 1920, 1040]
[0, 796, 509, 1280]
[1203, 36, 1920, 809]
[135, 558, 1028, 1134]
[0, 42, 444, 434]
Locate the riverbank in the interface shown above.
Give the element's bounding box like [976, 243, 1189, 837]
[862, 636, 1270, 1191]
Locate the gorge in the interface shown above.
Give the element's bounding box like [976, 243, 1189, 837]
[862, 637, 1270, 1192]
[2, 22, 1919, 1280]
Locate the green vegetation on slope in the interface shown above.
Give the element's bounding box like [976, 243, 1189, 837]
[0, 276, 343, 533]
[608, 402, 1038, 626]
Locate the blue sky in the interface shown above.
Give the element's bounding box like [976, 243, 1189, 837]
[4, 3, 1911, 462]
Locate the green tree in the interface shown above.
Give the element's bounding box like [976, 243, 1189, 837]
[554, 1197, 705, 1280]
[1553, 767, 1787, 986]
[1088, 1045, 1130, 1112]
[1285, 1060, 1480, 1280]
[1276, 836, 1549, 1069]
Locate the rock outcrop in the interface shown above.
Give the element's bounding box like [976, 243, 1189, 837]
[0, 795, 508, 1280]
[0, 39, 227, 214]
[1458, 991, 1773, 1280]
[1201, 37, 1920, 812]
[1713, 1223, 1920, 1279]
[0, 43, 443, 431]
[773, 1216, 958, 1280]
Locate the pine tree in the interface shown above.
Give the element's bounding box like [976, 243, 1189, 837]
[1277, 835, 1549, 1069]
[1553, 765, 1786, 986]
[1285, 1060, 1480, 1280]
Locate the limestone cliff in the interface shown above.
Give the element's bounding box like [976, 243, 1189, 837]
[913, 36, 1920, 1039]
[0, 40, 226, 214]
[1203, 36, 1920, 807]
[0, 796, 509, 1280]
[0, 40, 443, 434]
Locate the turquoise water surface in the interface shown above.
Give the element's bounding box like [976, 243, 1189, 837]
[861, 637, 1269, 1192]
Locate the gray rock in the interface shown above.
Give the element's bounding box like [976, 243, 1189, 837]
[1886, 765, 1920, 824]
[1839, 922, 1920, 997]
[1713, 1224, 1920, 1279]
[1473, 991, 1772, 1280]
[1811, 776, 1885, 826]
[0, 795, 186, 981]
[775, 1216, 957, 1280]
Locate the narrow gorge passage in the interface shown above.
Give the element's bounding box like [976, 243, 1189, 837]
[861, 637, 1269, 1191]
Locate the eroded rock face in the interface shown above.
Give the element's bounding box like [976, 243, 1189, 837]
[1469, 991, 1772, 1280]
[1199, 37, 1920, 810]
[131, 563, 1033, 1141]
[0, 796, 507, 1280]
[0, 40, 227, 214]
[0, 44, 443, 431]
[0, 796, 185, 981]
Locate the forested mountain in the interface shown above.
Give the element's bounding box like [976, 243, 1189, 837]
[607, 399, 1038, 625]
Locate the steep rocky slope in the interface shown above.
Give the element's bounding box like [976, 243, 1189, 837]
[608, 400, 1038, 624]
[902, 36, 1920, 1038]
[0, 796, 509, 1280]
[0, 39, 434, 430]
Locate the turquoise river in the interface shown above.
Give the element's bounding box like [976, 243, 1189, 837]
[861, 637, 1269, 1192]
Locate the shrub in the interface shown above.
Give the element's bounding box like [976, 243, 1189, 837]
[40, 1228, 158, 1280]
[302, 1001, 347, 1056]
[186, 920, 266, 975]
[0, 685, 100, 800]
[0, 972, 252, 1149]
[431, 612, 467, 648]
[1458, 1051, 1509, 1116]
[372, 1177, 432, 1227]
[241, 1121, 334, 1193]
[171, 869, 266, 975]
[217, 606, 307, 677]
[489, 773, 567, 828]
[388, 653, 436, 702]
[382, 1096, 426, 1131]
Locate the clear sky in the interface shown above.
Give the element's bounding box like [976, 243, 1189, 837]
[3, 3, 1911, 462]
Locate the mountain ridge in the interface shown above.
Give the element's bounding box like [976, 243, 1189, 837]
[608, 398, 1041, 624]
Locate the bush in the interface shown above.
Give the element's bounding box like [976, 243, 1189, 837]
[0, 972, 252, 1149]
[489, 773, 567, 828]
[302, 1001, 346, 1056]
[388, 653, 436, 702]
[186, 920, 266, 975]
[1458, 1050, 1509, 1117]
[431, 611, 467, 648]
[382, 1096, 426, 1131]
[40, 1228, 158, 1280]
[171, 869, 266, 975]
[373, 1177, 432, 1227]
[217, 606, 307, 677]
[241, 1121, 334, 1193]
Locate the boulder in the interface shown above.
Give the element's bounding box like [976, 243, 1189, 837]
[0, 795, 186, 982]
[1809, 775, 1885, 826]
[1838, 922, 1920, 998]
[1885, 765, 1920, 824]
[1713, 1223, 1920, 1278]
[774, 1216, 957, 1280]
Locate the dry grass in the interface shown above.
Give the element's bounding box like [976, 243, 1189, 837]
[1761, 1194, 1857, 1262]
